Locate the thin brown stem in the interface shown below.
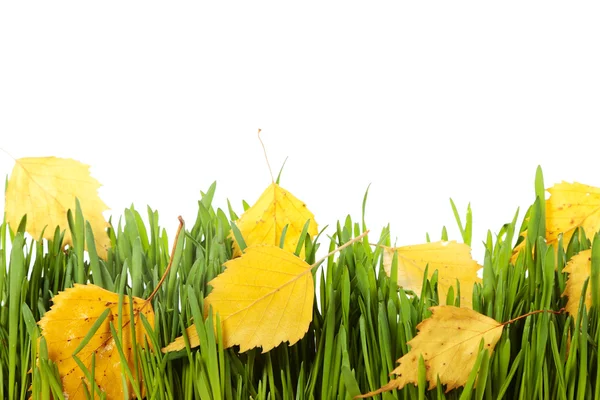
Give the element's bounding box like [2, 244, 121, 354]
[257, 128, 274, 183]
[145, 216, 185, 305]
[0, 147, 17, 161]
[310, 231, 369, 270]
[503, 307, 565, 326]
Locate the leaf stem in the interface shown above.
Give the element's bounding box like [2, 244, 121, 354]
[0, 147, 17, 161]
[145, 216, 185, 304]
[310, 231, 369, 271]
[257, 128, 274, 183]
[502, 307, 565, 326]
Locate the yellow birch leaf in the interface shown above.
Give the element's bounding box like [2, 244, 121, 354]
[5, 157, 110, 259]
[512, 182, 600, 262]
[562, 249, 592, 317]
[38, 284, 155, 400]
[357, 306, 504, 397]
[163, 244, 313, 353]
[231, 182, 318, 257]
[382, 241, 482, 308]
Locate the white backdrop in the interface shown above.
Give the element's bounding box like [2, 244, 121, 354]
[1, 2, 599, 262]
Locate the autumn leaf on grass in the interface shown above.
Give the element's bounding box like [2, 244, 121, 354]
[39, 284, 155, 400]
[163, 244, 314, 353]
[513, 182, 600, 261]
[231, 182, 318, 257]
[562, 249, 592, 317]
[164, 232, 367, 354]
[382, 241, 482, 308]
[357, 306, 504, 397]
[5, 157, 110, 259]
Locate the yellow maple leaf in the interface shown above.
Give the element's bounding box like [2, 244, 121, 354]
[357, 306, 504, 397]
[38, 284, 155, 400]
[562, 249, 592, 317]
[231, 182, 318, 257]
[382, 241, 482, 308]
[513, 182, 600, 261]
[163, 244, 314, 353]
[5, 157, 110, 259]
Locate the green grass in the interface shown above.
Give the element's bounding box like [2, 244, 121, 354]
[1, 172, 600, 399]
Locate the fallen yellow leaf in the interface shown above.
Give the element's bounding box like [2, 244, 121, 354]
[382, 241, 482, 308]
[38, 284, 155, 399]
[164, 244, 314, 353]
[357, 306, 503, 397]
[231, 182, 318, 257]
[513, 182, 600, 261]
[546, 182, 600, 246]
[5, 157, 110, 259]
[562, 249, 592, 317]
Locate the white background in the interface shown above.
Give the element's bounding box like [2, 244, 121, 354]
[1, 2, 599, 263]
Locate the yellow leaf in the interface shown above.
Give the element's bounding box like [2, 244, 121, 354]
[546, 182, 600, 246]
[5, 157, 110, 259]
[38, 284, 155, 400]
[231, 183, 318, 257]
[513, 182, 600, 261]
[357, 306, 503, 397]
[562, 249, 592, 317]
[382, 241, 482, 308]
[163, 244, 313, 353]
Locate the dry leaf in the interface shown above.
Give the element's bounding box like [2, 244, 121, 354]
[382, 241, 482, 308]
[357, 306, 503, 397]
[562, 249, 592, 317]
[39, 284, 155, 399]
[5, 157, 110, 259]
[163, 244, 313, 353]
[513, 182, 600, 261]
[231, 182, 318, 257]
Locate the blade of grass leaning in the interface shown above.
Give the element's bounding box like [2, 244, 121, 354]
[8, 233, 25, 400]
[450, 198, 472, 246]
[294, 219, 311, 256]
[230, 223, 247, 253]
[109, 321, 143, 399]
[71, 308, 111, 356]
[534, 166, 546, 238]
[279, 224, 289, 249]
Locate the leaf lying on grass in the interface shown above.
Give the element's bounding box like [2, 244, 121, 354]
[4, 156, 110, 259]
[382, 241, 482, 308]
[357, 306, 504, 397]
[164, 232, 368, 354]
[562, 249, 592, 317]
[38, 284, 155, 400]
[164, 244, 313, 353]
[513, 181, 600, 261]
[231, 182, 318, 257]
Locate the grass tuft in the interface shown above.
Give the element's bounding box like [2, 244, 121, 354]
[1, 177, 599, 399]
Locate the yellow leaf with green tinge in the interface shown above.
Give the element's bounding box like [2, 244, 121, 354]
[562, 249, 592, 318]
[231, 183, 317, 257]
[513, 182, 600, 261]
[382, 241, 482, 308]
[5, 157, 110, 259]
[357, 306, 503, 397]
[38, 284, 155, 399]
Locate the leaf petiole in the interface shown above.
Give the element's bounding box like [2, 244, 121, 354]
[144, 216, 185, 305]
[310, 230, 369, 271]
[502, 307, 566, 327]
